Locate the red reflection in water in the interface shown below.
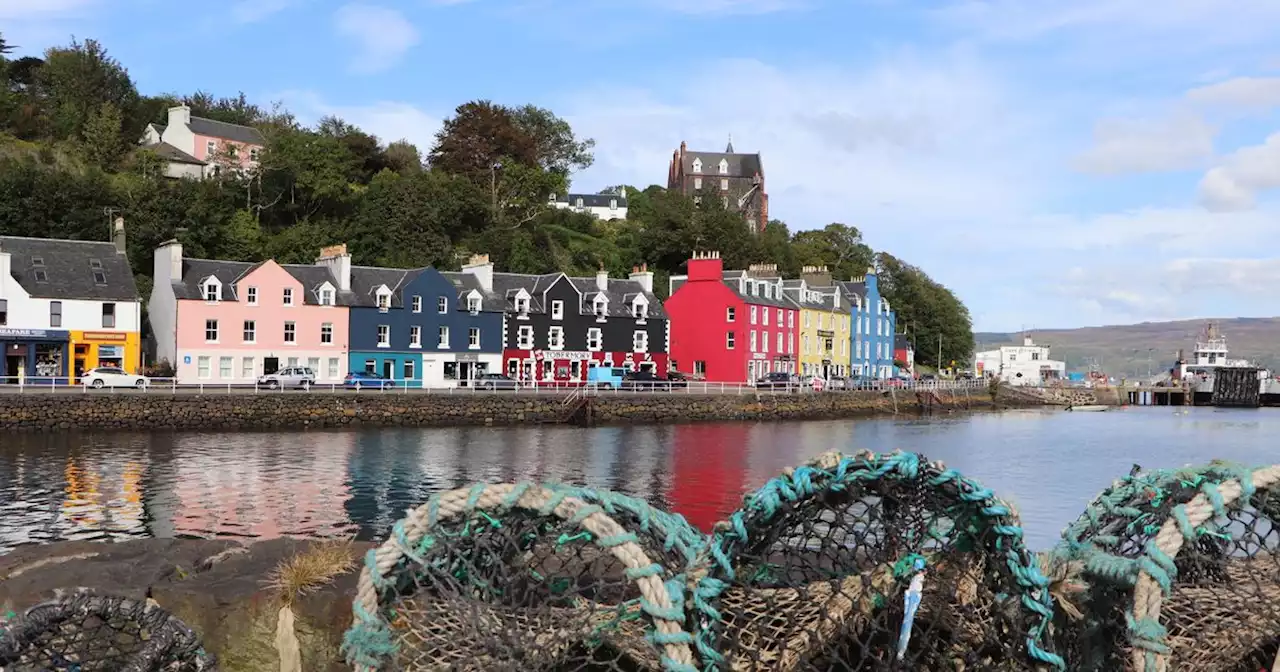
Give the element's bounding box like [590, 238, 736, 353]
[667, 424, 751, 531]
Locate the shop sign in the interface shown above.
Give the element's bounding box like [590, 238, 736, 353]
[455, 353, 481, 362]
[752, 353, 767, 360]
[0, 327, 69, 340]
[98, 345, 123, 358]
[533, 350, 596, 361]
[81, 331, 129, 342]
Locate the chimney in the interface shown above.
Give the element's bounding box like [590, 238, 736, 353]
[596, 264, 609, 292]
[167, 104, 191, 129]
[1023, 336, 1034, 347]
[0, 245, 10, 288]
[687, 250, 723, 282]
[800, 264, 832, 287]
[315, 243, 351, 291]
[462, 253, 493, 292]
[112, 216, 126, 254]
[629, 262, 654, 294]
[746, 263, 777, 279]
[155, 239, 183, 285]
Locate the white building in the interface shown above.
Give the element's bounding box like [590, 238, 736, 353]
[974, 335, 1066, 386]
[550, 192, 628, 221]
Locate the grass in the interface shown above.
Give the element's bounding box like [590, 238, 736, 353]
[266, 538, 357, 606]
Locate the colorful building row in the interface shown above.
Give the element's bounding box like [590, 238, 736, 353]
[0, 220, 143, 383]
[666, 251, 897, 383]
[148, 243, 668, 386]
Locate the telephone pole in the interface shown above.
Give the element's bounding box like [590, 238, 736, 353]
[937, 334, 942, 375]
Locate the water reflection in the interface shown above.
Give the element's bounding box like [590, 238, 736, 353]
[5, 407, 1280, 555]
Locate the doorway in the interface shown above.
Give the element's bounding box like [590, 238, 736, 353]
[458, 362, 472, 387]
[264, 357, 280, 375]
[5, 354, 22, 381]
[382, 359, 394, 381]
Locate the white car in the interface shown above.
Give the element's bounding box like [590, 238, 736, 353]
[81, 366, 148, 389]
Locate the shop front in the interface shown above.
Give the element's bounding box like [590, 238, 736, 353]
[502, 350, 670, 386]
[0, 327, 70, 384]
[69, 330, 141, 382]
[442, 352, 502, 387]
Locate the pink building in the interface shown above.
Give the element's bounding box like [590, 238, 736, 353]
[148, 241, 351, 384]
[140, 105, 265, 180]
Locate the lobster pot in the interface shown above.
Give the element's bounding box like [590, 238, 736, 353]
[0, 592, 215, 671]
[342, 482, 704, 672]
[1049, 462, 1280, 671]
[692, 450, 1063, 671]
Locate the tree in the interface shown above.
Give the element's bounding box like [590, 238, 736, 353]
[381, 140, 422, 174]
[875, 252, 974, 369]
[791, 223, 874, 281]
[0, 33, 11, 55]
[223, 209, 264, 261]
[428, 100, 537, 184]
[81, 101, 126, 167]
[509, 104, 595, 177]
[35, 39, 139, 143]
[182, 90, 263, 126]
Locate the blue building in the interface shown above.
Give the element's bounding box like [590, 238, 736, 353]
[838, 268, 897, 379]
[329, 247, 503, 387]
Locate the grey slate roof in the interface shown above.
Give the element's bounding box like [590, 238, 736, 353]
[895, 333, 911, 350]
[187, 116, 265, 146]
[554, 193, 628, 208]
[0, 236, 139, 301]
[781, 279, 840, 313]
[348, 266, 414, 308]
[837, 281, 868, 309]
[566, 276, 667, 319]
[723, 271, 795, 308]
[172, 259, 346, 306]
[150, 142, 204, 165]
[681, 150, 762, 178]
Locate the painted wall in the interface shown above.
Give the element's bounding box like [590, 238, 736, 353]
[0, 269, 140, 333]
[851, 273, 895, 379]
[666, 270, 749, 382]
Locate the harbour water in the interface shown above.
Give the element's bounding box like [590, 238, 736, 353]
[2, 406, 1275, 555]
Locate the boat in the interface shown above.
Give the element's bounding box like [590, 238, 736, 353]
[1066, 404, 1109, 412]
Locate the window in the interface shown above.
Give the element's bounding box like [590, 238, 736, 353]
[750, 306, 757, 324]
[219, 357, 232, 379]
[33, 269, 47, 283]
[468, 327, 480, 349]
[206, 140, 216, 155]
[378, 325, 390, 347]
[93, 267, 107, 285]
[694, 361, 706, 375]
[750, 330, 757, 351]
[762, 308, 769, 327]
[287, 357, 298, 367]
[409, 326, 421, 347]
[610, 199, 618, 210]
[437, 326, 450, 348]
[308, 357, 319, 375]
[467, 295, 481, 314]
[575, 197, 584, 207]
[515, 295, 530, 314]
[777, 308, 784, 325]
[241, 357, 254, 378]
[587, 328, 602, 351]
[205, 318, 218, 342]
[0, 298, 6, 325]
[198, 356, 211, 379]
[694, 177, 702, 189]
[227, 145, 238, 159]
[284, 321, 296, 343]
[594, 297, 607, 319]
[517, 325, 534, 349]
[633, 301, 647, 320]
[437, 296, 448, 313]
[247, 286, 258, 305]
[319, 288, 334, 306]
[250, 147, 261, 162]
[377, 290, 391, 311]
[243, 320, 256, 343]
[762, 332, 769, 353]
[101, 303, 116, 328]
[804, 312, 811, 328]
[327, 358, 339, 379]
[692, 158, 702, 173]
[1032, 352, 1040, 361]
[777, 332, 784, 352]
[404, 360, 415, 380]
[549, 326, 564, 349]
[718, 159, 728, 174]
[204, 282, 219, 302]
[726, 307, 735, 322]
[721, 178, 729, 191]
[365, 359, 376, 373]
[551, 300, 564, 320]
[321, 322, 333, 344]
[411, 295, 422, 313]
[726, 331, 736, 349]
[282, 288, 293, 306]
[633, 331, 648, 352]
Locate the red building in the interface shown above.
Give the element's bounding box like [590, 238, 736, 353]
[666, 252, 799, 383]
[894, 333, 914, 377]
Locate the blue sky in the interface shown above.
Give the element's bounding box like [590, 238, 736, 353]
[7, 0, 1280, 332]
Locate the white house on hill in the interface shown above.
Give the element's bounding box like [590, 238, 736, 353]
[974, 335, 1066, 386]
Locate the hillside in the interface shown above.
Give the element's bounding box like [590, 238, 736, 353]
[975, 317, 1280, 377]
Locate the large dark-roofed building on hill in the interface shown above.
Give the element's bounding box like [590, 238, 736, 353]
[667, 137, 769, 234]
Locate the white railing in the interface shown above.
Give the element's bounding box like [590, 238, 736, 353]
[0, 376, 989, 395]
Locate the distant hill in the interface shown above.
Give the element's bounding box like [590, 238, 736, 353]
[975, 317, 1280, 377]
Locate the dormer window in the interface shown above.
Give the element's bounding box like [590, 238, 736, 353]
[467, 294, 481, 314]
[376, 287, 391, 312]
[575, 197, 584, 208]
[609, 199, 617, 209]
[319, 287, 335, 306]
[692, 158, 702, 173]
[593, 296, 608, 320]
[632, 300, 648, 321]
[202, 279, 221, 302]
[515, 295, 530, 315]
[718, 159, 728, 174]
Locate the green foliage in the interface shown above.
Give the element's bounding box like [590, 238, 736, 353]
[0, 34, 974, 369]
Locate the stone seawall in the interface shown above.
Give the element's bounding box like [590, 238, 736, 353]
[0, 387, 1030, 432]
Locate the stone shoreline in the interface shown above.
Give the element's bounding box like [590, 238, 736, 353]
[0, 387, 1057, 432]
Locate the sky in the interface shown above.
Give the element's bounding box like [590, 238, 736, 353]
[5, 0, 1280, 332]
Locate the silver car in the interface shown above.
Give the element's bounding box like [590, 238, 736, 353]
[257, 366, 315, 390]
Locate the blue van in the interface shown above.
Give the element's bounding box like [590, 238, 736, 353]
[587, 366, 627, 389]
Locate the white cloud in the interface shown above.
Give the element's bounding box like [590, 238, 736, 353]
[1187, 77, 1280, 111]
[333, 4, 420, 74]
[1197, 132, 1280, 211]
[0, 0, 97, 20]
[231, 0, 301, 23]
[276, 91, 443, 150]
[1073, 114, 1216, 175]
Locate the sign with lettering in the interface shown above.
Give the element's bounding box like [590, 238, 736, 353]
[81, 332, 128, 342]
[455, 353, 480, 362]
[534, 351, 597, 362]
[0, 328, 69, 340]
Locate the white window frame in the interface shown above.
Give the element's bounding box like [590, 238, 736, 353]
[410, 325, 421, 348]
[763, 309, 770, 327]
[632, 330, 648, 353]
[197, 356, 211, 379]
[593, 296, 608, 321]
[632, 299, 647, 321]
[787, 311, 794, 328]
[515, 294, 530, 316]
[750, 330, 757, 352]
[551, 299, 564, 320]
[412, 295, 422, 313]
[726, 331, 735, 349]
[242, 320, 256, 343]
[206, 140, 216, 156]
[321, 322, 333, 345]
[327, 358, 339, 379]
[468, 327, 480, 349]
[246, 286, 257, 305]
[203, 281, 220, 302]
[219, 356, 233, 379]
[378, 325, 391, 348]
[718, 159, 728, 174]
[549, 326, 564, 350]
[319, 288, 334, 306]
[726, 307, 735, 322]
[777, 332, 784, 352]
[587, 327, 603, 351]
[377, 289, 391, 312]
[241, 356, 255, 379]
[467, 294, 481, 314]
[517, 325, 534, 350]
[750, 305, 757, 325]
[438, 326, 450, 349]
[694, 176, 702, 190]
[692, 158, 702, 173]
[721, 178, 729, 190]
[283, 287, 294, 307]
[284, 321, 296, 344]
[437, 296, 448, 314]
[205, 319, 219, 343]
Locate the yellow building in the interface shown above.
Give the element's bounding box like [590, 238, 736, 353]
[784, 267, 852, 379]
[70, 330, 141, 381]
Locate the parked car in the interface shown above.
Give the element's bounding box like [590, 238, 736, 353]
[475, 373, 519, 391]
[257, 366, 315, 390]
[622, 370, 668, 391]
[755, 372, 797, 391]
[587, 366, 627, 389]
[665, 371, 690, 389]
[81, 367, 148, 389]
[344, 371, 393, 390]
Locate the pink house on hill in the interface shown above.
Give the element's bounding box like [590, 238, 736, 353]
[148, 240, 351, 384]
[141, 105, 265, 180]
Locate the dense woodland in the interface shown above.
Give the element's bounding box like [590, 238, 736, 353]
[0, 35, 974, 368]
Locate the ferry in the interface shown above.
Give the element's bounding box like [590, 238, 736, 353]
[1172, 322, 1272, 394]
